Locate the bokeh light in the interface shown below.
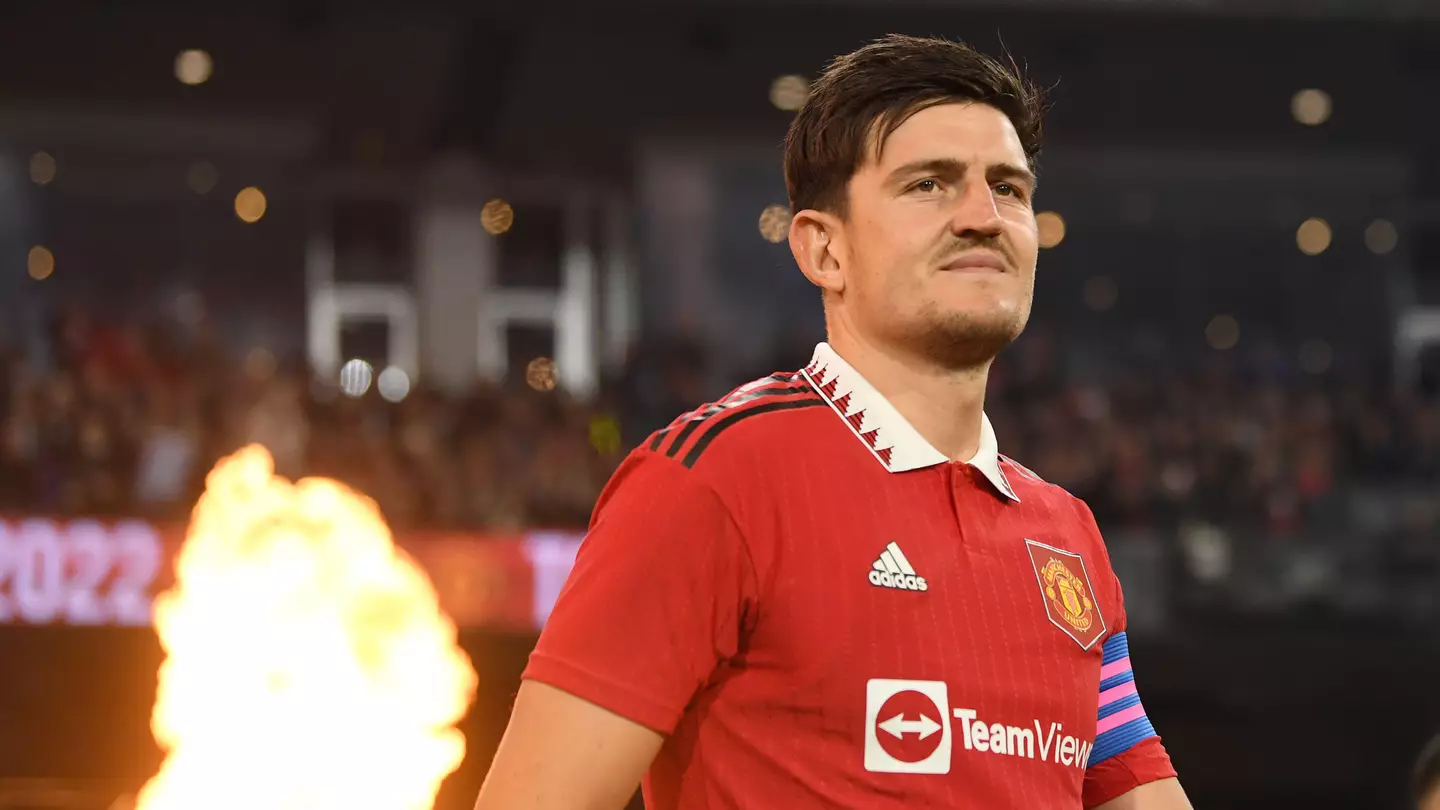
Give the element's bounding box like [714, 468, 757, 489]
[1291, 88, 1331, 125]
[1036, 211, 1066, 248]
[481, 199, 514, 235]
[769, 75, 810, 111]
[235, 187, 267, 223]
[1206, 315, 1240, 350]
[758, 204, 791, 243]
[525, 357, 557, 392]
[377, 366, 412, 403]
[1296, 217, 1331, 255]
[175, 49, 214, 86]
[27, 245, 55, 280]
[29, 152, 56, 185]
[339, 359, 374, 398]
[188, 161, 218, 195]
[1364, 219, 1398, 255]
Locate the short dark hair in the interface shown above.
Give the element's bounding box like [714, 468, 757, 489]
[1416, 734, 1440, 805]
[784, 34, 1046, 217]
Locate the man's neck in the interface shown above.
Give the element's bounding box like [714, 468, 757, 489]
[827, 329, 991, 463]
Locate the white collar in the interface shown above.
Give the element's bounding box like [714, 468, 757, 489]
[801, 342, 1020, 501]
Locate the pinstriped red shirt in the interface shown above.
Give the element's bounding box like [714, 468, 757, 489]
[524, 342, 1176, 809]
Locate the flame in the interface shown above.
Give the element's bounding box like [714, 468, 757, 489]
[136, 445, 478, 810]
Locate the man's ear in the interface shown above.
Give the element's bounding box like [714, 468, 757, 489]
[789, 209, 845, 296]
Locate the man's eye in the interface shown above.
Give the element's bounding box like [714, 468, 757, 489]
[912, 179, 941, 193]
[995, 183, 1017, 197]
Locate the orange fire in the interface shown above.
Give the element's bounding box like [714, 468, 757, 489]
[135, 445, 478, 810]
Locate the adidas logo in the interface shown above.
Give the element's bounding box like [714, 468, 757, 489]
[869, 542, 928, 592]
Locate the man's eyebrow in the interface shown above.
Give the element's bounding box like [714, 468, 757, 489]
[885, 158, 1038, 191]
[988, 162, 1038, 191]
[885, 158, 966, 184]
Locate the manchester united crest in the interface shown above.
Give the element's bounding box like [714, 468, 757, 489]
[1024, 540, 1106, 650]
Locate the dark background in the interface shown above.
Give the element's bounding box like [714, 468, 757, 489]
[2, 0, 1439, 808]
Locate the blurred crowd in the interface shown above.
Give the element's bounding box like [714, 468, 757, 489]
[2, 309, 1439, 540]
[0, 311, 618, 531]
[985, 343, 1440, 537]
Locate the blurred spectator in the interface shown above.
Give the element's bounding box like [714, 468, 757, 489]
[133, 385, 200, 513]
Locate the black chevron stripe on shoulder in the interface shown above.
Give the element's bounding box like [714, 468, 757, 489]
[646, 372, 808, 457]
[664, 380, 808, 457]
[679, 396, 825, 468]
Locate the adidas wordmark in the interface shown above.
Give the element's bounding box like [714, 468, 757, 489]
[869, 542, 928, 592]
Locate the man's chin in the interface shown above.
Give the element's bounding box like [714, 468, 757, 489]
[914, 311, 1029, 369]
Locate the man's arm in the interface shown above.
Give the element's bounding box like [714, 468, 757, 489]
[474, 449, 757, 810]
[1071, 499, 1183, 809]
[474, 681, 663, 810]
[1081, 628, 1180, 808]
[1092, 777, 1193, 810]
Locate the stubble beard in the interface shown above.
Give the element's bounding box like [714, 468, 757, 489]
[906, 303, 1031, 372]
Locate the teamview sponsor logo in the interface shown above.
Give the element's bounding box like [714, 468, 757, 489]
[952, 708, 1092, 769]
[869, 542, 928, 592]
[864, 678, 1092, 775]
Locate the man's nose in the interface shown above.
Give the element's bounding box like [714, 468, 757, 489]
[949, 181, 1004, 238]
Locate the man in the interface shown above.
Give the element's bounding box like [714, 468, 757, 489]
[1417, 735, 1440, 810]
[476, 34, 1191, 809]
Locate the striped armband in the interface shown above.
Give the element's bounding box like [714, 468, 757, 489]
[1090, 631, 1159, 766]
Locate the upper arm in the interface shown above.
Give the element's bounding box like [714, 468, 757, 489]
[475, 679, 663, 810]
[1082, 630, 1177, 807]
[478, 449, 756, 807]
[1072, 498, 1181, 809]
[522, 449, 757, 732]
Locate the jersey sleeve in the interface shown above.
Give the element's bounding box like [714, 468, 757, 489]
[1082, 629, 1177, 807]
[521, 448, 757, 735]
[1074, 500, 1179, 809]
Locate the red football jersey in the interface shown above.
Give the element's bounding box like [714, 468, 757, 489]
[524, 343, 1176, 809]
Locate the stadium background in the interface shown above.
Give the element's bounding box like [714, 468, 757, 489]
[2, 0, 1439, 807]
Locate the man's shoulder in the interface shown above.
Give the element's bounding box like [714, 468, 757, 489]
[998, 454, 1068, 501]
[999, 455, 1103, 536]
[637, 370, 833, 472]
[592, 371, 834, 525]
